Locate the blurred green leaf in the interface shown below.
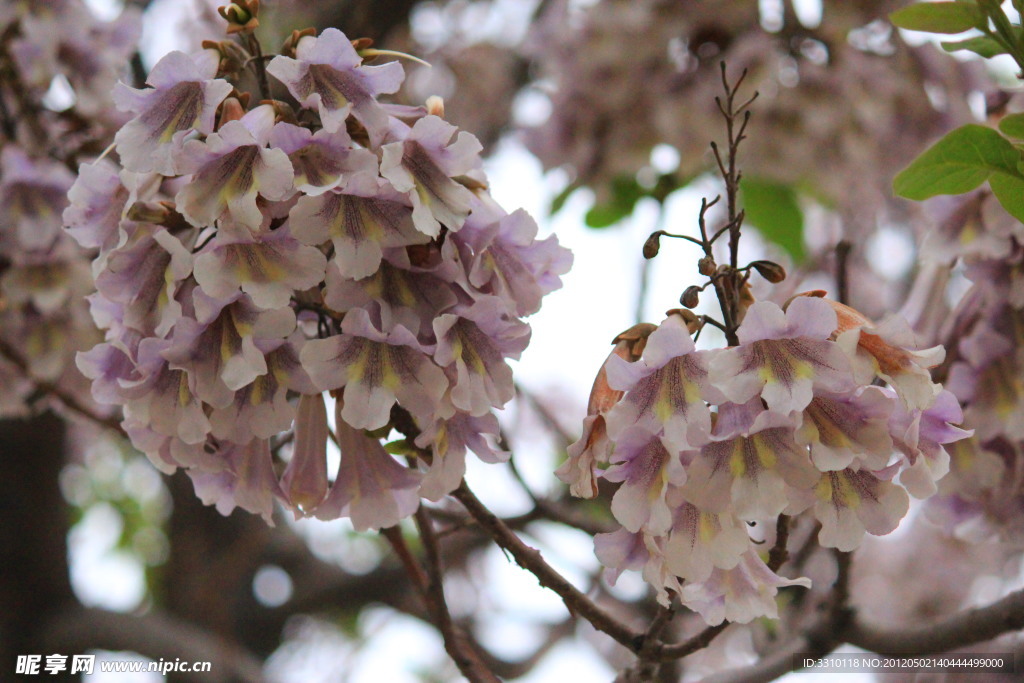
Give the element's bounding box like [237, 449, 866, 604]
[999, 112, 1024, 139]
[549, 182, 580, 215]
[989, 173, 1024, 221]
[893, 124, 1023, 199]
[739, 178, 806, 263]
[890, 2, 987, 33]
[584, 176, 645, 228]
[583, 173, 682, 228]
[941, 35, 1007, 57]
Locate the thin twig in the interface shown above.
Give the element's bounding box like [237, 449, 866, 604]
[452, 481, 646, 651]
[0, 338, 126, 437]
[412, 508, 500, 683]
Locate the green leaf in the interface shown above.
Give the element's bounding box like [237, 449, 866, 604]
[890, 2, 987, 33]
[941, 35, 1008, 58]
[893, 124, 1023, 199]
[999, 113, 1024, 139]
[989, 173, 1024, 222]
[739, 178, 806, 263]
[549, 182, 579, 215]
[584, 176, 646, 228]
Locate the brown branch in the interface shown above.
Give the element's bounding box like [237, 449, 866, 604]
[412, 507, 501, 683]
[42, 606, 266, 683]
[451, 480, 646, 651]
[844, 586, 1024, 655]
[0, 338, 126, 437]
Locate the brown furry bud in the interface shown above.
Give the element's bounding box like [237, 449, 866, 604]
[698, 256, 716, 276]
[681, 285, 701, 308]
[750, 260, 786, 283]
[643, 231, 663, 259]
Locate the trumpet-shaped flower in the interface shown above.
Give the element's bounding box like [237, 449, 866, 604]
[380, 115, 482, 236]
[174, 105, 295, 231]
[604, 427, 687, 534]
[682, 401, 819, 521]
[710, 297, 853, 415]
[311, 406, 422, 531]
[113, 49, 232, 175]
[266, 28, 403, 146]
[604, 312, 720, 451]
[300, 307, 450, 429]
[681, 550, 811, 625]
[289, 174, 429, 280]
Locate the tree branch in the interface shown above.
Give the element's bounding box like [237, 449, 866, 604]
[451, 481, 646, 651]
[412, 508, 501, 683]
[844, 586, 1024, 655]
[42, 606, 266, 683]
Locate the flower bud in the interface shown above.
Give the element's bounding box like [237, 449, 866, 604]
[750, 260, 786, 283]
[698, 255, 716, 276]
[643, 231, 663, 259]
[218, 0, 260, 34]
[281, 28, 317, 58]
[681, 285, 701, 308]
[426, 95, 445, 118]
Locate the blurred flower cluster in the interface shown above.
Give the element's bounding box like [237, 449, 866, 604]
[0, 0, 140, 417]
[924, 195, 1024, 542]
[67, 20, 571, 527]
[561, 293, 970, 625]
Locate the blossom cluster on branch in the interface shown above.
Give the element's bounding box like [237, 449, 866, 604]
[560, 292, 970, 625]
[0, 0, 140, 417]
[66, 22, 571, 527]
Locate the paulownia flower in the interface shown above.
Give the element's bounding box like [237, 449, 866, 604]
[163, 289, 296, 408]
[119, 338, 210, 446]
[682, 400, 819, 521]
[300, 307, 451, 430]
[662, 492, 751, 584]
[415, 412, 507, 500]
[192, 220, 327, 310]
[175, 105, 295, 232]
[94, 224, 193, 337]
[323, 249, 459, 338]
[113, 49, 232, 175]
[208, 335, 315, 443]
[380, 115, 482, 237]
[269, 121, 377, 196]
[0, 146, 76, 251]
[266, 27, 403, 146]
[710, 297, 854, 415]
[603, 427, 687, 534]
[465, 208, 573, 317]
[681, 550, 811, 625]
[823, 296, 944, 410]
[593, 527, 650, 585]
[604, 312, 721, 451]
[795, 386, 895, 472]
[281, 392, 330, 516]
[432, 296, 531, 416]
[311, 402, 422, 531]
[557, 323, 656, 498]
[790, 466, 911, 552]
[289, 173, 430, 280]
[188, 438, 282, 524]
[889, 388, 972, 498]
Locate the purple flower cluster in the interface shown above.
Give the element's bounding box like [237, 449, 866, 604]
[0, 1, 140, 417]
[923, 206, 1024, 540]
[68, 29, 570, 526]
[561, 295, 968, 624]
